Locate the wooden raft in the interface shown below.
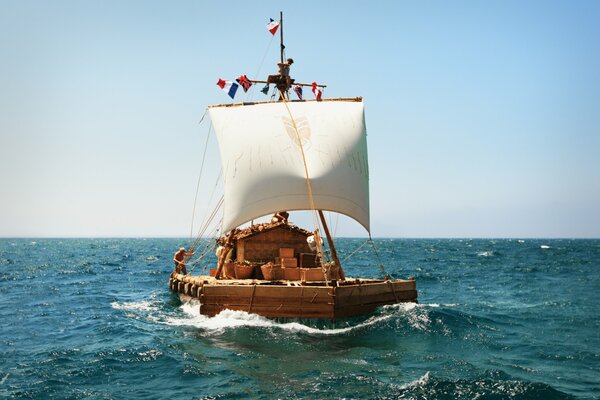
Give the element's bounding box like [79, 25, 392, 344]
[169, 274, 417, 319]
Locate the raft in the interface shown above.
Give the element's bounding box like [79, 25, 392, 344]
[169, 273, 417, 319]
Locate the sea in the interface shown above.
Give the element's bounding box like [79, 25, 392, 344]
[0, 238, 598, 399]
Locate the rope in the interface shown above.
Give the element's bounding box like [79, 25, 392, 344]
[279, 91, 331, 284]
[187, 227, 220, 275]
[368, 233, 389, 280]
[278, 91, 324, 252]
[248, 34, 276, 102]
[188, 168, 223, 254]
[341, 239, 370, 264]
[189, 196, 224, 253]
[197, 108, 208, 125]
[190, 119, 213, 238]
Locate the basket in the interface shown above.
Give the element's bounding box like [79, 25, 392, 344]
[261, 263, 283, 280]
[235, 263, 255, 279]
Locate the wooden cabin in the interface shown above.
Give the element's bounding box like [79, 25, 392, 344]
[233, 221, 319, 268]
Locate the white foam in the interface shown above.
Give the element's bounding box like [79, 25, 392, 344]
[111, 300, 156, 312]
[164, 300, 397, 335]
[540, 245, 550, 249]
[115, 294, 450, 336]
[0, 373, 9, 385]
[477, 251, 494, 257]
[423, 303, 458, 308]
[398, 372, 430, 389]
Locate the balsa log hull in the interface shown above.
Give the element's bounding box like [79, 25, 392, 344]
[169, 274, 417, 319]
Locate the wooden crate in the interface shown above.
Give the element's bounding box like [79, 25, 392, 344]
[301, 268, 326, 281]
[282, 268, 300, 280]
[281, 257, 298, 268]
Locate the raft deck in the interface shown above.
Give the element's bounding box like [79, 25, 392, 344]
[169, 274, 417, 319]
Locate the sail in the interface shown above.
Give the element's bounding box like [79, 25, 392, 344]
[209, 99, 369, 233]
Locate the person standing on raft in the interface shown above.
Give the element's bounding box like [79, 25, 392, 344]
[272, 211, 289, 224]
[173, 247, 194, 275]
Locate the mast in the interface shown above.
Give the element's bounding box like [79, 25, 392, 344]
[318, 210, 346, 280]
[266, 11, 293, 99]
[280, 11, 284, 65]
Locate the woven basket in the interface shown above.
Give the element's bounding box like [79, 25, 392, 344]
[261, 263, 283, 280]
[235, 263, 255, 279]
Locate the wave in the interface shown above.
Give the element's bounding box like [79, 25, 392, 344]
[112, 295, 461, 337]
[392, 371, 572, 399]
[398, 371, 431, 389]
[111, 300, 156, 312]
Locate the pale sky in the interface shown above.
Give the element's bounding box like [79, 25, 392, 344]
[1, 1, 599, 238]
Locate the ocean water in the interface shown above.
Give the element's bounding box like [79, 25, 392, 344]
[0, 238, 599, 399]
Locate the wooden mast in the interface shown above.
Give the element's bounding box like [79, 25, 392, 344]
[280, 11, 284, 65]
[318, 210, 346, 280]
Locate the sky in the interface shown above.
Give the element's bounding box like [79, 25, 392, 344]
[1, 0, 599, 238]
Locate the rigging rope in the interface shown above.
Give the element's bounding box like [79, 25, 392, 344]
[279, 91, 328, 283]
[189, 195, 224, 253]
[186, 167, 223, 261]
[248, 34, 276, 102]
[368, 233, 389, 280]
[190, 118, 213, 238]
[341, 239, 370, 265]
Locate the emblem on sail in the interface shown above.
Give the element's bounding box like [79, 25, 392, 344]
[281, 115, 311, 149]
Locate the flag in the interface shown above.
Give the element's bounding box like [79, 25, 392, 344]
[260, 84, 270, 95]
[217, 78, 239, 99]
[236, 75, 252, 92]
[312, 82, 322, 101]
[293, 84, 303, 100]
[267, 18, 279, 35]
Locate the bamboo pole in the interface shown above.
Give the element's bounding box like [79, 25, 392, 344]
[318, 210, 345, 280]
[280, 11, 284, 65]
[250, 79, 326, 88]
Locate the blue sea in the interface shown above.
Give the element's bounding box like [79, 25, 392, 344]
[1, 238, 599, 399]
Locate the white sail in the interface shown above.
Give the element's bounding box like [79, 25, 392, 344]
[209, 99, 369, 233]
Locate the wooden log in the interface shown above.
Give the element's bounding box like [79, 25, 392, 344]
[200, 303, 335, 319]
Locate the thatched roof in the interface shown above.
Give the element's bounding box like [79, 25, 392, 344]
[232, 221, 313, 241]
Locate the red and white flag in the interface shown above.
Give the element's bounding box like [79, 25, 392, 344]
[267, 18, 279, 35]
[312, 82, 322, 101]
[217, 78, 239, 99]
